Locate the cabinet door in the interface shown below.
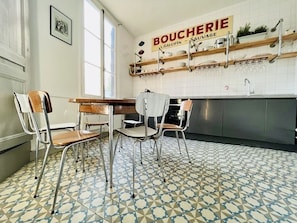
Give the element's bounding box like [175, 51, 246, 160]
[265, 99, 296, 144]
[0, 0, 29, 142]
[0, 0, 30, 181]
[187, 99, 223, 136]
[223, 99, 266, 141]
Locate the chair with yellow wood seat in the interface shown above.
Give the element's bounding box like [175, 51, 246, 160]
[13, 92, 76, 179]
[158, 99, 193, 163]
[28, 90, 107, 214]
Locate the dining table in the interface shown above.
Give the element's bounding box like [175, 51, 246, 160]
[69, 98, 136, 188]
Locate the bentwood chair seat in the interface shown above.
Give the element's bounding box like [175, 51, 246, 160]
[27, 90, 107, 214]
[162, 123, 183, 130]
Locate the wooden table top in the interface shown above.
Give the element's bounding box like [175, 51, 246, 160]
[69, 98, 136, 104]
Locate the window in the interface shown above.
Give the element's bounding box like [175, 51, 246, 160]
[104, 18, 116, 98]
[83, 0, 116, 98]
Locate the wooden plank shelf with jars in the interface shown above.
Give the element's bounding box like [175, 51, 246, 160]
[129, 33, 297, 77]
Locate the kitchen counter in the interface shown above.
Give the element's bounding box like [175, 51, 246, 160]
[171, 94, 297, 99]
[167, 97, 297, 152]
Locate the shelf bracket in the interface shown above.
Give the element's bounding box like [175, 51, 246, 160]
[224, 32, 230, 68]
[133, 53, 142, 75]
[188, 40, 193, 69]
[188, 39, 193, 61]
[157, 48, 165, 71]
[269, 18, 283, 63]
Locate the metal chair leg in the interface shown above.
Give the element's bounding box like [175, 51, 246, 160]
[140, 142, 143, 164]
[132, 141, 136, 198]
[34, 143, 51, 198]
[51, 145, 71, 214]
[156, 140, 160, 164]
[119, 121, 126, 152]
[82, 144, 85, 172]
[155, 140, 166, 182]
[175, 131, 182, 154]
[153, 140, 159, 160]
[35, 137, 40, 179]
[113, 133, 121, 164]
[158, 133, 166, 161]
[98, 138, 108, 182]
[181, 132, 191, 163]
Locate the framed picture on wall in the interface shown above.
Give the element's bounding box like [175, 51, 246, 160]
[50, 6, 72, 45]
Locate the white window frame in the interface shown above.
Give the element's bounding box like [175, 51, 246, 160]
[83, 0, 116, 98]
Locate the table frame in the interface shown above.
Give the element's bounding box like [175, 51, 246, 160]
[69, 98, 136, 187]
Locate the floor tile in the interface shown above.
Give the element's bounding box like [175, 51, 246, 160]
[1, 136, 297, 222]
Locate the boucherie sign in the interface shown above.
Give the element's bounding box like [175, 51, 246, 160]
[152, 16, 233, 51]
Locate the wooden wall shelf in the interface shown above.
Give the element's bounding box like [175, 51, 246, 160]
[129, 33, 297, 77]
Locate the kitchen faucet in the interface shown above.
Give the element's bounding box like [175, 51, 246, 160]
[244, 78, 254, 96]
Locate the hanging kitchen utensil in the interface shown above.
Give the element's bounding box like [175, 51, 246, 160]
[214, 38, 226, 48]
[138, 41, 145, 46]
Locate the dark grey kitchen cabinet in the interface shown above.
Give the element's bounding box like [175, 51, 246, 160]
[265, 99, 296, 144]
[222, 99, 266, 141]
[173, 97, 297, 146]
[187, 100, 223, 136]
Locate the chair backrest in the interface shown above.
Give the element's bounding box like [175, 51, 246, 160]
[28, 90, 53, 144]
[179, 99, 193, 129]
[136, 92, 170, 117]
[28, 91, 53, 113]
[136, 92, 170, 138]
[13, 92, 37, 135]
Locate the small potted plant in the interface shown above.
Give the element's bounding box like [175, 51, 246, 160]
[237, 23, 268, 43]
[254, 25, 268, 34]
[236, 23, 252, 38]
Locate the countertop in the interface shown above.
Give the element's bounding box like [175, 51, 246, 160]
[171, 94, 297, 99]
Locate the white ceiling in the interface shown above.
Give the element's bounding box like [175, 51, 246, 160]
[98, 0, 246, 37]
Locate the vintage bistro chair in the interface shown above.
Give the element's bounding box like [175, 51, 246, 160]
[115, 91, 170, 198]
[13, 92, 76, 179]
[158, 99, 193, 163]
[27, 90, 107, 214]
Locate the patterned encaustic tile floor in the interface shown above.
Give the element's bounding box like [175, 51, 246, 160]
[1, 136, 297, 222]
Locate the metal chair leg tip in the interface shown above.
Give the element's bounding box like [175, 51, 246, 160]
[131, 193, 135, 198]
[51, 210, 55, 214]
[35, 176, 37, 179]
[33, 195, 37, 198]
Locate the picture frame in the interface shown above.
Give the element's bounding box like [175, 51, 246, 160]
[50, 6, 72, 45]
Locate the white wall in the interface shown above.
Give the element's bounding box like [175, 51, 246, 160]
[132, 0, 297, 98]
[116, 25, 135, 98]
[28, 0, 134, 126]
